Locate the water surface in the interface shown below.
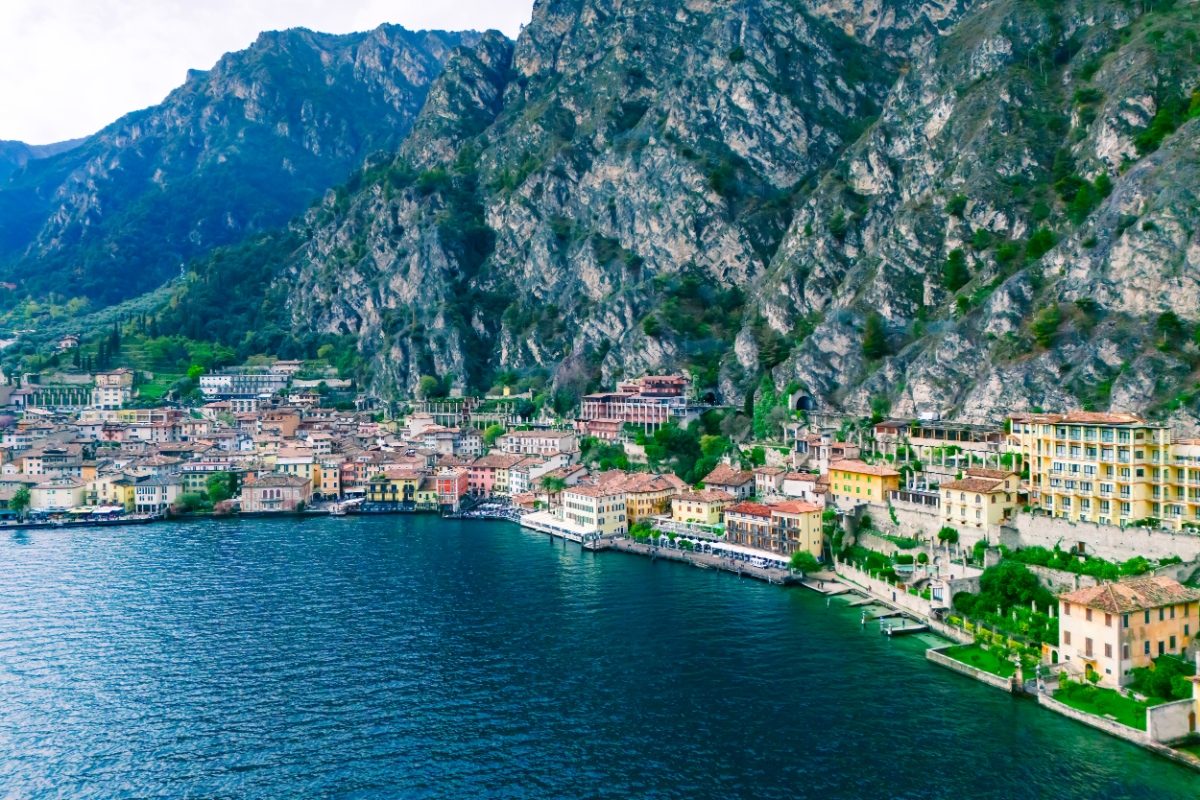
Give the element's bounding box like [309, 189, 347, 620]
[0, 516, 1195, 798]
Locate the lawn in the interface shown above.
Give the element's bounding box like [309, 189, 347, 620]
[942, 644, 1016, 678]
[1054, 683, 1149, 731]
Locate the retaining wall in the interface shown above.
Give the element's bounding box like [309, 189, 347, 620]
[926, 645, 1016, 692]
[1037, 692, 1149, 744]
[1003, 516, 1200, 562]
[1148, 699, 1195, 743]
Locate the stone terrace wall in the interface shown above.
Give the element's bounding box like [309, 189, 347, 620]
[1149, 699, 1195, 743]
[1003, 515, 1200, 562]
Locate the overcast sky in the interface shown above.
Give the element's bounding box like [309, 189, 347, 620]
[0, 0, 534, 144]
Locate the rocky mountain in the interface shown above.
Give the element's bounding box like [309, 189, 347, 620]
[0, 25, 477, 305]
[0, 138, 84, 183]
[139, 0, 1200, 429]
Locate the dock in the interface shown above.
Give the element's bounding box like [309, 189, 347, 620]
[883, 622, 930, 637]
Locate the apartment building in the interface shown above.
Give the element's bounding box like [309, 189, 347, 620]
[828, 459, 901, 506]
[1007, 411, 1198, 527]
[561, 485, 627, 536]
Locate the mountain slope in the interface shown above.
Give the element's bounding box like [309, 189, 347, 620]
[145, 0, 1200, 432]
[0, 25, 476, 305]
[0, 138, 84, 183]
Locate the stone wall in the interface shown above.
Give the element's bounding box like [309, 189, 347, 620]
[1003, 515, 1200, 562]
[926, 645, 1016, 692]
[1037, 692, 1149, 744]
[1148, 699, 1195, 744]
[835, 559, 934, 618]
[1025, 564, 1098, 594]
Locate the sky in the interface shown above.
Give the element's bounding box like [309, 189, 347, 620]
[0, 0, 534, 144]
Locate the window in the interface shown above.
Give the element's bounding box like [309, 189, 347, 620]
[1122, 643, 1130, 660]
[1085, 608, 1092, 622]
[1145, 641, 1151, 655]
[1104, 643, 1112, 658]
[1063, 602, 1071, 616]
[1085, 638, 1093, 657]
[1145, 610, 1151, 624]
[1122, 614, 1129, 628]
[1104, 613, 1112, 628]
[1170, 635, 1177, 651]
[1064, 630, 1072, 645]
[1159, 641, 1166, 656]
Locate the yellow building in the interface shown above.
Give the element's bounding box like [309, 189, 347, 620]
[828, 459, 901, 506]
[87, 473, 136, 511]
[599, 472, 685, 523]
[940, 468, 1019, 529]
[317, 457, 343, 499]
[671, 489, 735, 526]
[367, 470, 423, 504]
[770, 501, 825, 558]
[562, 486, 627, 536]
[1008, 411, 1195, 528]
[1057, 576, 1200, 687]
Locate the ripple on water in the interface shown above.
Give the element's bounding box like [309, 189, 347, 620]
[0, 516, 1196, 799]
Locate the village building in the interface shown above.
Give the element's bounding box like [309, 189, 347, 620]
[1056, 577, 1200, 688]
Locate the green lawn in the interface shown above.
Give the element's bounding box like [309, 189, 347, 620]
[942, 644, 1016, 678]
[1054, 684, 1149, 731]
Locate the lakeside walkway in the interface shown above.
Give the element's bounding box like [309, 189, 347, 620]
[607, 539, 799, 585]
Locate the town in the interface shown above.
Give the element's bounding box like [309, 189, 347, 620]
[6, 358, 1200, 768]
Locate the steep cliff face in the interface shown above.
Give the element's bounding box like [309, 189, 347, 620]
[280, 0, 896, 399]
[160, 0, 1200, 428]
[0, 25, 475, 304]
[756, 0, 1200, 428]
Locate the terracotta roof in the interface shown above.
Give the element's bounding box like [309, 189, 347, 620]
[725, 502, 775, 518]
[1060, 411, 1148, 425]
[564, 484, 625, 499]
[703, 463, 754, 486]
[674, 489, 735, 504]
[471, 453, 525, 469]
[1059, 576, 1200, 614]
[941, 478, 1006, 493]
[829, 459, 900, 477]
[770, 500, 822, 515]
[965, 468, 1015, 480]
[754, 466, 786, 476]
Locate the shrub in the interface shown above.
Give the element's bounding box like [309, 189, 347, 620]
[862, 312, 889, 359]
[1030, 305, 1062, 348]
[942, 248, 970, 292]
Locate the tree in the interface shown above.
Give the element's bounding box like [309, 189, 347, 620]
[937, 526, 959, 544]
[790, 550, 821, 573]
[942, 248, 970, 292]
[206, 472, 238, 504]
[540, 476, 567, 494]
[1030, 304, 1062, 348]
[483, 424, 506, 448]
[175, 492, 208, 513]
[417, 375, 442, 400]
[10, 486, 30, 517]
[862, 312, 889, 359]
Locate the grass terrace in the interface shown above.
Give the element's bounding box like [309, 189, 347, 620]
[1054, 679, 1151, 731]
[941, 644, 1016, 678]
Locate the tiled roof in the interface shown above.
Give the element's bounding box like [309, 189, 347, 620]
[829, 459, 900, 477]
[770, 500, 822, 515]
[703, 463, 754, 486]
[1059, 576, 1200, 614]
[965, 468, 1015, 480]
[674, 489, 735, 504]
[725, 502, 775, 518]
[941, 478, 1006, 493]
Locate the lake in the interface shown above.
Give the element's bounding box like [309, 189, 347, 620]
[0, 515, 1195, 798]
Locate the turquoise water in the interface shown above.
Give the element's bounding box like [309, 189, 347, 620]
[0, 515, 1195, 798]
